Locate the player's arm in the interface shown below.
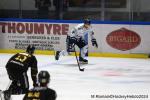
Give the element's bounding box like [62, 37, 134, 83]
[31, 56, 38, 87]
[90, 31, 98, 48]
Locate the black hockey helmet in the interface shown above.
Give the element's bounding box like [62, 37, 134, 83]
[84, 19, 91, 25]
[26, 45, 35, 54]
[38, 70, 50, 84]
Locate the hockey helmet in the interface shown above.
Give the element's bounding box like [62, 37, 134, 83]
[26, 45, 35, 54]
[84, 19, 91, 25]
[38, 70, 50, 84]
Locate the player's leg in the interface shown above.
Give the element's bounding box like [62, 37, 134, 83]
[0, 90, 11, 100]
[17, 73, 29, 94]
[79, 45, 88, 63]
[5, 66, 18, 94]
[8, 80, 23, 94]
[8, 80, 18, 94]
[3, 90, 11, 100]
[5, 64, 14, 80]
[7, 73, 29, 94]
[0, 90, 3, 100]
[0, 81, 12, 100]
[76, 38, 88, 63]
[55, 50, 70, 60]
[55, 36, 75, 60]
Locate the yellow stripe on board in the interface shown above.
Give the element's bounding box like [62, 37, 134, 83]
[0, 49, 148, 58]
[0, 49, 54, 55]
[89, 52, 148, 58]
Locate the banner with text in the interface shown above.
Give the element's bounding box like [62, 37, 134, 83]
[0, 20, 150, 54]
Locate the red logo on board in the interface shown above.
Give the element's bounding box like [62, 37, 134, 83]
[106, 28, 141, 51]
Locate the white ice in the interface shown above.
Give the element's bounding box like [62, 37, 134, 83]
[0, 53, 150, 100]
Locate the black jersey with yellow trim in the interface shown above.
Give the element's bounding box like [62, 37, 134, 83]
[23, 87, 57, 100]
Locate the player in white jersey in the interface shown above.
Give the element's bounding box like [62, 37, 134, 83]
[55, 19, 98, 63]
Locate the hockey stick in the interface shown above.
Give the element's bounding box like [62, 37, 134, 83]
[74, 47, 85, 72]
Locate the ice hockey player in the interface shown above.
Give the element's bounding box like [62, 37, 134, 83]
[55, 19, 98, 63]
[5, 45, 38, 95]
[23, 70, 57, 100]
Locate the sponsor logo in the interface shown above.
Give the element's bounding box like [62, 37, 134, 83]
[0, 22, 69, 35]
[106, 28, 141, 51]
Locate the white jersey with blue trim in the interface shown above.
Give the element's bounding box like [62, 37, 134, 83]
[69, 23, 95, 44]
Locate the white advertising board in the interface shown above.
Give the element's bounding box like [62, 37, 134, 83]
[0, 20, 150, 54]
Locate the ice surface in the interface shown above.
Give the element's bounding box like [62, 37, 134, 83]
[0, 53, 150, 100]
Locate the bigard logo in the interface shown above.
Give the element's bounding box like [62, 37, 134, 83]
[106, 28, 141, 51]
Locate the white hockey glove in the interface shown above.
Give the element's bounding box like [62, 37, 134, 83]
[91, 38, 98, 48]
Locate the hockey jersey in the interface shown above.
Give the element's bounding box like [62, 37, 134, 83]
[6, 52, 38, 83]
[69, 23, 95, 44]
[23, 87, 57, 100]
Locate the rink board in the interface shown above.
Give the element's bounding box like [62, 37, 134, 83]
[0, 18, 150, 58]
[0, 49, 148, 58]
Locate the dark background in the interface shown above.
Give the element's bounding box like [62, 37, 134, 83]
[0, 0, 149, 21]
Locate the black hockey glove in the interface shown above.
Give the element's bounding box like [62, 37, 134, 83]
[66, 36, 77, 43]
[91, 38, 98, 48]
[70, 37, 77, 43]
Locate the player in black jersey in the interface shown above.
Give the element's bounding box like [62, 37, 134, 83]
[5, 45, 38, 95]
[23, 70, 57, 100]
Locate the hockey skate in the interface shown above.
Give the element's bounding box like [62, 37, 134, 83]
[55, 51, 60, 60]
[79, 57, 88, 64]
